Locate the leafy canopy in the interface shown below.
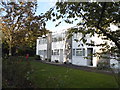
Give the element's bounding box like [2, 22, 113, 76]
[45, 2, 120, 55]
[1, 1, 49, 55]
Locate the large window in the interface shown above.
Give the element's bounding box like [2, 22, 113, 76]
[39, 40, 41, 44]
[58, 37, 62, 41]
[53, 49, 59, 55]
[83, 48, 85, 56]
[39, 40, 40, 44]
[52, 50, 54, 55]
[76, 49, 83, 56]
[76, 48, 85, 56]
[38, 50, 47, 55]
[43, 38, 47, 44]
[52, 35, 64, 42]
[39, 38, 47, 44]
[52, 37, 57, 42]
[73, 33, 83, 40]
[38, 50, 44, 55]
[44, 50, 47, 55]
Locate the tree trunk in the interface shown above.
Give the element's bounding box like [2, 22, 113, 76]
[9, 44, 12, 56]
[9, 35, 12, 56]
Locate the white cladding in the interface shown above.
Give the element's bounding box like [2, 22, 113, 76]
[36, 28, 118, 68]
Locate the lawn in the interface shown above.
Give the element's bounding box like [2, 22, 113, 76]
[29, 61, 118, 88]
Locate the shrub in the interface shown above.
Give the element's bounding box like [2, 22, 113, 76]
[55, 60, 59, 63]
[2, 56, 35, 88]
[64, 62, 66, 64]
[45, 58, 48, 61]
[48, 59, 51, 62]
[34, 55, 41, 60]
[69, 62, 72, 64]
[63, 60, 69, 64]
[44, 58, 51, 62]
[97, 61, 110, 70]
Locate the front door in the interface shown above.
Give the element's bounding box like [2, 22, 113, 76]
[87, 48, 93, 66]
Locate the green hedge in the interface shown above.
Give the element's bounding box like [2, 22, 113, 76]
[2, 56, 35, 88]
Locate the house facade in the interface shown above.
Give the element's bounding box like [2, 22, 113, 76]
[36, 27, 119, 68]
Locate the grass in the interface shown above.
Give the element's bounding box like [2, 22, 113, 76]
[28, 60, 118, 88]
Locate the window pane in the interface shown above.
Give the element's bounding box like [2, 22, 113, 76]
[44, 50, 47, 55]
[53, 50, 56, 55]
[38, 50, 44, 55]
[83, 48, 85, 56]
[52, 38, 54, 42]
[57, 49, 59, 55]
[53, 49, 59, 55]
[76, 49, 82, 56]
[73, 49, 75, 56]
[52, 50, 53, 55]
[38, 50, 41, 55]
[54, 38, 57, 42]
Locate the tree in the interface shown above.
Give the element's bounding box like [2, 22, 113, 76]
[45, 1, 120, 63]
[45, 2, 120, 51]
[44, 1, 120, 88]
[1, 1, 48, 56]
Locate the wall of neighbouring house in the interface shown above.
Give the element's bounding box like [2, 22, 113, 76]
[51, 41, 65, 62]
[36, 29, 118, 68]
[36, 38, 47, 60]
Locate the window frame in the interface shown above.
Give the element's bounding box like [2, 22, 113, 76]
[53, 49, 59, 55]
[76, 48, 85, 56]
[72, 49, 75, 56]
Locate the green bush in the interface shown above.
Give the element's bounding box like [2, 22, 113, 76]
[97, 61, 110, 70]
[48, 59, 51, 62]
[2, 56, 35, 88]
[34, 55, 41, 60]
[45, 58, 47, 61]
[55, 60, 59, 63]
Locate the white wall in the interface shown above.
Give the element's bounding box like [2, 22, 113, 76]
[38, 44, 47, 50]
[36, 38, 47, 60]
[51, 41, 65, 62]
[52, 41, 65, 49]
[51, 55, 60, 62]
[36, 39, 39, 55]
[72, 34, 95, 66]
[72, 56, 88, 66]
[36, 38, 47, 52]
[92, 57, 98, 67]
[38, 44, 47, 60]
[36, 30, 114, 67]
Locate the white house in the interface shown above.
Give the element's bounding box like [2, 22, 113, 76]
[36, 26, 119, 68]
